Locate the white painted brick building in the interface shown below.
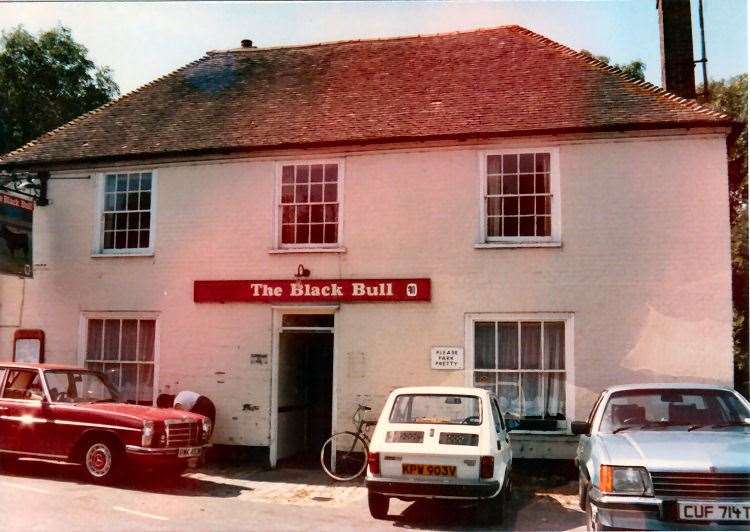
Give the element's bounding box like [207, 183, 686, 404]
[0, 27, 734, 463]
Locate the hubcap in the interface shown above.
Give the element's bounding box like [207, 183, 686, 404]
[85, 443, 112, 477]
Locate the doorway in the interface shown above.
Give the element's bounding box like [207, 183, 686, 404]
[275, 313, 334, 467]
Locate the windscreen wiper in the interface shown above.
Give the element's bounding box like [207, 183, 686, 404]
[628, 421, 692, 431]
[707, 421, 750, 429]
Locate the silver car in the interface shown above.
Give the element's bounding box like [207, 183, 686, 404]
[573, 383, 750, 530]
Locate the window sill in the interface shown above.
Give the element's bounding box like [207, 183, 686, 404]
[474, 242, 562, 249]
[268, 247, 347, 254]
[508, 430, 574, 436]
[91, 251, 155, 258]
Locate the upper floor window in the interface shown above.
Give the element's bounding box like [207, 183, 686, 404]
[277, 161, 341, 248]
[480, 149, 560, 246]
[95, 171, 156, 254]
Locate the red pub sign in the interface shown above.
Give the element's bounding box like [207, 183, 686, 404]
[194, 278, 431, 303]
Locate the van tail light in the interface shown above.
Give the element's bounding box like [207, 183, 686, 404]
[480, 456, 494, 479]
[368, 452, 380, 475]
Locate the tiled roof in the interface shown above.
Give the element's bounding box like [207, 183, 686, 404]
[0, 25, 731, 168]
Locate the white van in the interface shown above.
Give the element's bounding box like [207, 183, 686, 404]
[365, 386, 512, 523]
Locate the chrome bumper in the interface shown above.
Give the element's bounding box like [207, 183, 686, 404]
[591, 496, 750, 530]
[125, 444, 210, 456]
[367, 477, 502, 500]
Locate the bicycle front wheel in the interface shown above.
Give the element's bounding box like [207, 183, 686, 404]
[320, 431, 369, 481]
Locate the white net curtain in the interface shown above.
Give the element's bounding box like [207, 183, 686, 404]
[474, 320, 565, 426]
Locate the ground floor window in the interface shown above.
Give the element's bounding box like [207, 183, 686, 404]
[84, 316, 156, 405]
[473, 319, 567, 430]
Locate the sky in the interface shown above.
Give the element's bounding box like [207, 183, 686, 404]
[0, 1, 747, 95]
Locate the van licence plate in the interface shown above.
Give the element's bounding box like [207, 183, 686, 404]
[178, 447, 202, 458]
[678, 502, 750, 521]
[401, 464, 456, 477]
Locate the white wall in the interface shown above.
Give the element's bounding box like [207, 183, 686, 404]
[0, 132, 732, 446]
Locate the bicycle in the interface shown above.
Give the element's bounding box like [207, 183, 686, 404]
[320, 404, 375, 481]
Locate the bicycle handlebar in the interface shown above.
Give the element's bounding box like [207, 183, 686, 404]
[352, 404, 373, 424]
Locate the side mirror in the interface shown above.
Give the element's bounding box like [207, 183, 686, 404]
[570, 421, 591, 435]
[505, 418, 521, 432]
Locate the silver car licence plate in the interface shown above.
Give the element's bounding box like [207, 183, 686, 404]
[678, 502, 750, 521]
[178, 446, 202, 458]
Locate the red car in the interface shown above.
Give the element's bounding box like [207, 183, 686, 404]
[0, 362, 211, 483]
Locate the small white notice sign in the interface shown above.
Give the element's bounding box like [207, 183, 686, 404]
[431, 347, 464, 370]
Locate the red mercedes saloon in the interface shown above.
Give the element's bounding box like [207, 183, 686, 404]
[0, 362, 211, 483]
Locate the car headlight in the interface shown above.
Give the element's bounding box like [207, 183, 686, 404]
[600, 465, 653, 496]
[142, 421, 155, 447]
[201, 418, 212, 441]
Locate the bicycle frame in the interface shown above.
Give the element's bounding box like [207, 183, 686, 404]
[320, 404, 374, 480]
[353, 405, 374, 443]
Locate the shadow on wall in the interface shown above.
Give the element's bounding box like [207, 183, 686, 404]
[576, 268, 732, 415]
[619, 305, 730, 381]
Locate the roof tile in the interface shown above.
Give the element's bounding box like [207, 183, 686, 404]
[0, 25, 731, 168]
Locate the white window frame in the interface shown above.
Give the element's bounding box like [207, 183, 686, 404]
[269, 305, 339, 468]
[92, 169, 158, 256]
[77, 311, 160, 405]
[464, 312, 574, 432]
[272, 159, 345, 251]
[477, 147, 561, 248]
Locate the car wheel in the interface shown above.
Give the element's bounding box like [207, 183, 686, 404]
[368, 491, 389, 519]
[81, 439, 122, 485]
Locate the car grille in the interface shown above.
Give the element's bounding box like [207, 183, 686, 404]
[165, 420, 201, 447]
[651, 472, 750, 499]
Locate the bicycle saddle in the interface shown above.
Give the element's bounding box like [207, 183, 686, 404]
[359, 404, 371, 411]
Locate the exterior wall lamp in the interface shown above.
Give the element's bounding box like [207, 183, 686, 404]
[294, 264, 311, 278]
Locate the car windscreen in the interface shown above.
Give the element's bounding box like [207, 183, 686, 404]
[44, 370, 120, 403]
[389, 394, 482, 425]
[598, 388, 750, 433]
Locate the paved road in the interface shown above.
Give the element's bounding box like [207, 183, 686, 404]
[0, 458, 585, 531]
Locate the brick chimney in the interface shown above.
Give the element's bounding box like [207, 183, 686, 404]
[657, 0, 697, 99]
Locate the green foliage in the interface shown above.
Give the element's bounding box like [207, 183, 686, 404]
[580, 49, 646, 82]
[0, 25, 119, 155]
[580, 49, 610, 64]
[617, 60, 646, 83]
[701, 74, 748, 395]
[702, 75, 748, 215]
